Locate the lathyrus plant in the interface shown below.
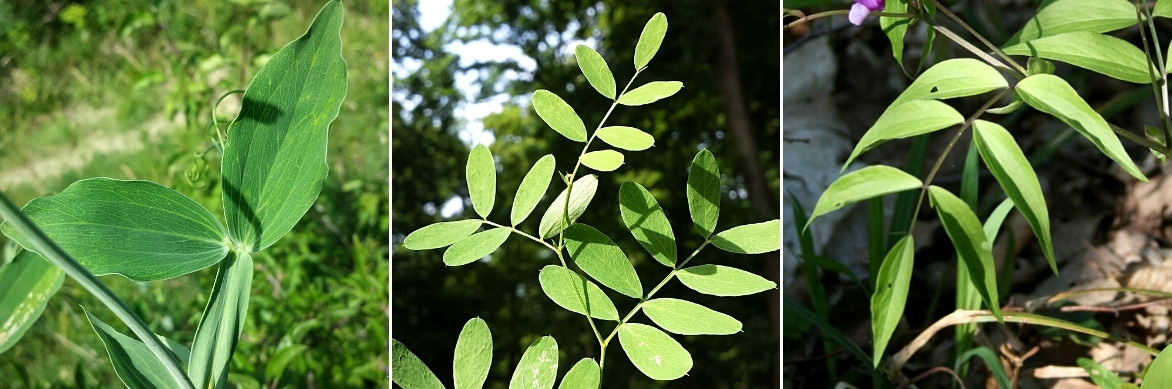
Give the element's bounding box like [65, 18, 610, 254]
[393, 12, 781, 387]
[0, 1, 346, 387]
[786, 0, 1172, 385]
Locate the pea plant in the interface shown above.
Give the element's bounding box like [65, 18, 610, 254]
[0, 1, 346, 387]
[786, 0, 1172, 385]
[392, 12, 781, 387]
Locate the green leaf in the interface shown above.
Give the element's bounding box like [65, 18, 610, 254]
[687, 149, 720, 238]
[955, 347, 1011, 389]
[467, 144, 497, 218]
[595, 126, 654, 151]
[676, 264, 776, 296]
[0, 251, 64, 354]
[1015, 74, 1146, 181]
[927, 186, 1002, 321]
[188, 251, 254, 388]
[889, 58, 1009, 106]
[579, 150, 625, 172]
[617, 323, 691, 381]
[783, 296, 872, 365]
[1002, 0, 1137, 48]
[84, 309, 186, 389]
[1003, 32, 1154, 83]
[575, 45, 616, 99]
[403, 220, 485, 250]
[564, 224, 642, 298]
[512, 155, 557, 226]
[557, 359, 600, 389]
[808, 165, 923, 228]
[634, 12, 667, 70]
[1077, 357, 1124, 389]
[618, 182, 676, 267]
[532, 90, 588, 142]
[843, 100, 964, 170]
[157, 336, 190, 368]
[710, 220, 781, 254]
[1157, 0, 1172, 19]
[641, 298, 741, 335]
[870, 235, 915, 367]
[509, 336, 558, 389]
[617, 81, 682, 106]
[264, 344, 308, 382]
[537, 265, 619, 320]
[454, 318, 492, 389]
[443, 228, 511, 266]
[973, 120, 1056, 273]
[221, 0, 346, 252]
[538, 175, 599, 239]
[392, 339, 444, 389]
[0, 178, 229, 281]
[879, 0, 911, 70]
[1145, 344, 1172, 387]
[1027, 57, 1057, 76]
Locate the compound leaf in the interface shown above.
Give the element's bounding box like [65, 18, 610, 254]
[641, 298, 741, 335]
[221, 0, 346, 252]
[676, 265, 776, 296]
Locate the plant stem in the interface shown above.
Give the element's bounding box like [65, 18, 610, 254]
[482, 220, 559, 253]
[0, 192, 195, 389]
[927, 0, 1027, 76]
[783, 10, 914, 30]
[908, 89, 1011, 234]
[600, 242, 710, 348]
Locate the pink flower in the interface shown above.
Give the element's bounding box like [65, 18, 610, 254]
[849, 0, 885, 25]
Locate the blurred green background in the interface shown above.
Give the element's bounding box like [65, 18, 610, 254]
[392, 0, 780, 386]
[0, 0, 389, 387]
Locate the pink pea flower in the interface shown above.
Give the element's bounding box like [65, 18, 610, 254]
[849, 0, 885, 25]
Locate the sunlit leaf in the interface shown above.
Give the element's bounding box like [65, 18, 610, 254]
[928, 186, 1002, 321]
[537, 265, 619, 320]
[634, 12, 667, 69]
[188, 251, 253, 388]
[1077, 357, 1124, 389]
[619, 182, 676, 267]
[221, 0, 346, 252]
[467, 144, 497, 218]
[843, 100, 963, 170]
[580, 150, 625, 172]
[1016, 74, 1145, 181]
[1157, 0, 1172, 19]
[1003, 32, 1154, 83]
[454, 318, 492, 389]
[0, 251, 63, 354]
[617, 81, 683, 106]
[808, 165, 922, 228]
[85, 309, 186, 389]
[687, 149, 720, 238]
[392, 339, 443, 389]
[532, 90, 587, 142]
[641, 298, 741, 335]
[0, 178, 229, 281]
[1145, 344, 1172, 387]
[617, 323, 691, 381]
[512, 155, 557, 226]
[596, 126, 654, 151]
[575, 45, 616, 99]
[403, 220, 484, 250]
[870, 235, 915, 367]
[564, 224, 642, 298]
[443, 228, 511, 266]
[538, 175, 599, 239]
[879, 0, 911, 70]
[557, 359, 600, 389]
[889, 58, 1008, 106]
[710, 220, 780, 254]
[509, 336, 558, 389]
[676, 265, 775, 296]
[973, 120, 1056, 273]
[1002, 0, 1137, 48]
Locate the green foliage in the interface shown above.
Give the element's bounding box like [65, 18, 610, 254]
[392, 339, 444, 389]
[509, 336, 558, 389]
[618, 182, 677, 267]
[1003, 32, 1154, 83]
[869, 235, 914, 367]
[640, 298, 741, 335]
[466, 144, 497, 219]
[564, 224, 643, 298]
[616, 323, 690, 381]
[453, 318, 492, 389]
[1145, 345, 1172, 387]
[0, 251, 64, 353]
[537, 265, 620, 321]
[85, 309, 184, 389]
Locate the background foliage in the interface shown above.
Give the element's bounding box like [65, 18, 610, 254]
[0, 0, 389, 386]
[392, 0, 781, 386]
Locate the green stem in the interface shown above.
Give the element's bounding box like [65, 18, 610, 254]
[211, 89, 245, 152]
[482, 220, 559, 254]
[0, 192, 195, 389]
[782, 10, 915, 30]
[601, 242, 710, 348]
[928, 0, 1027, 77]
[1138, 0, 1172, 145]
